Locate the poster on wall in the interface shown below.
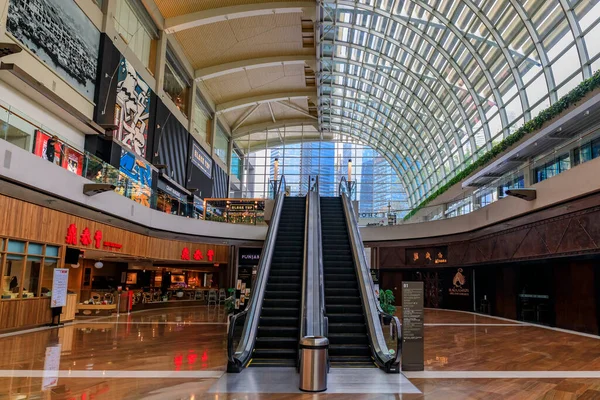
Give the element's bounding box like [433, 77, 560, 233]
[119, 149, 152, 207]
[50, 268, 69, 308]
[34, 130, 62, 166]
[61, 147, 84, 176]
[6, 0, 100, 101]
[115, 56, 151, 157]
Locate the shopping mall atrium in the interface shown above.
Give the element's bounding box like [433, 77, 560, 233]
[2, 0, 600, 398]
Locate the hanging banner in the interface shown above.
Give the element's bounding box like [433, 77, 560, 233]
[34, 130, 62, 166]
[51, 268, 69, 308]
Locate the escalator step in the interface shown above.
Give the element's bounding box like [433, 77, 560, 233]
[327, 313, 365, 323]
[253, 348, 297, 359]
[261, 307, 299, 317]
[250, 358, 297, 368]
[257, 326, 299, 337]
[325, 274, 356, 281]
[263, 298, 300, 307]
[255, 336, 297, 349]
[328, 333, 369, 345]
[329, 344, 372, 357]
[326, 304, 363, 314]
[326, 288, 360, 297]
[265, 290, 301, 299]
[325, 281, 358, 289]
[259, 316, 299, 326]
[329, 323, 366, 334]
[267, 283, 301, 291]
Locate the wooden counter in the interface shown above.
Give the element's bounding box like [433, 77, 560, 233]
[0, 297, 52, 332]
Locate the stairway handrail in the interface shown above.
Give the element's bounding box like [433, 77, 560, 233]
[227, 175, 287, 372]
[338, 177, 401, 372]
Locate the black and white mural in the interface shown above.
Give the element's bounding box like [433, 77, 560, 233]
[115, 56, 151, 158]
[7, 0, 100, 101]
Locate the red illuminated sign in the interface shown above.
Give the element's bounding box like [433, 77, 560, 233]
[181, 247, 190, 260]
[193, 249, 203, 260]
[66, 225, 122, 251]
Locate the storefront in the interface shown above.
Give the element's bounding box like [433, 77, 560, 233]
[235, 247, 262, 312]
[156, 177, 191, 217]
[0, 193, 230, 331]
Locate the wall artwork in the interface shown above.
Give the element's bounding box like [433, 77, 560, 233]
[115, 57, 151, 157]
[7, 0, 100, 101]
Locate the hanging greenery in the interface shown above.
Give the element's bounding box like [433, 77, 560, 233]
[404, 69, 600, 221]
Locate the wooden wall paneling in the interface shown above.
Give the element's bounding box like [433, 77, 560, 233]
[379, 247, 405, 268]
[555, 218, 597, 254]
[494, 266, 517, 320]
[379, 270, 403, 307]
[554, 262, 598, 334]
[0, 298, 51, 331]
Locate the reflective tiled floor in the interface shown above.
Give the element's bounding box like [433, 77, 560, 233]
[1, 306, 600, 399]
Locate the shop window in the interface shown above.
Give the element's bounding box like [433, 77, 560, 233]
[593, 138, 600, 159]
[114, 0, 157, 71]
[1, 239, 61, 300]
[164, 46, 191, 118]
[192, 91, 212, 145]
[231, 151, 243, 180]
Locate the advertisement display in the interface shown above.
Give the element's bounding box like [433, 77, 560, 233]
[118, 149, 152, 207]
[34, 130, 62, 165]
[61, 147, 84, 176]
[41, 344, 61, 390]
[50, 268, 69, 308]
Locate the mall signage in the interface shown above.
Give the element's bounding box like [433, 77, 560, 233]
[191, 142, 212, 178]
[181, 247, 215, 262]
[65, 224, 123, 251]
[238, 247, 262, 265]
[406, 246, 448, 266]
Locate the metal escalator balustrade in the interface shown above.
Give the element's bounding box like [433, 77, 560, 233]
[251, 195, 306, 367]
[227, 176, 296, 372]
[323, 178, 402, 373]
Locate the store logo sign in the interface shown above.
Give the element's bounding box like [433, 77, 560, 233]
[449, 268, 469, 296]
[191, 143, 212, 178]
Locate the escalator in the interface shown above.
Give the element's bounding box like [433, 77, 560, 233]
[320, 197, 373, 367]
[250, 196, 306, 367]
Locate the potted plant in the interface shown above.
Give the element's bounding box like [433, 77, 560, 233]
[379, 289, 397, 325]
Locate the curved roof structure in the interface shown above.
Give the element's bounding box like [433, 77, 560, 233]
[152, 0, 600, 207]
[317, 0, 600, 205]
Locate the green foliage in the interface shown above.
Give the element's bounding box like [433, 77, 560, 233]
[379, 289, 396, 315]
[224, 288, 236, 314]
[404, 69, 600, 221]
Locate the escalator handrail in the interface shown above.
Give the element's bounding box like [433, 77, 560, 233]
[227, 175, 287, 370]
[301, 176, 327, 338]
[338, 177, 397, 370]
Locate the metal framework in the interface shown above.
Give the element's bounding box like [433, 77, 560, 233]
[318, 0, 600, 206]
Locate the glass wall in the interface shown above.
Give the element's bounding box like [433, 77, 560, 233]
[1, 239, 61, 300]
[192, 90, 212, 145]
[214, 124, 229, 165]
[114, 0, 157, 71]
[240, 141, 409, 215]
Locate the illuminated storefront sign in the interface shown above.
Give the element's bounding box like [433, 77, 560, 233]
[406, 246, 448, 266]
[65, 224, 121, 250]
[191, 142, 212, 178]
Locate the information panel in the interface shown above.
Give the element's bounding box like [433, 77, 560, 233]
[402, 281, 424, 371]
[51, 268, 69, 308]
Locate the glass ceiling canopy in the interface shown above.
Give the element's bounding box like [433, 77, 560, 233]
[317, 0, 600, 206]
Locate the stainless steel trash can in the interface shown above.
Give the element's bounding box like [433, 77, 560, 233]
[299, 336, 329, 392]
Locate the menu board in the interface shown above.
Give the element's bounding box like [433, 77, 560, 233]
[51, 268, 69, 308]
[401, 281, 424, 371]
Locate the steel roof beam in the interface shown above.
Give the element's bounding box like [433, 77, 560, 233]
[164, 1, 315, 33]
[216, 91, 317, 114]
[194, 55, 316, 81]
[232, 119, 319, 138]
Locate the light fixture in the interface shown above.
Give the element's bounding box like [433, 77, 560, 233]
[94, 261, 104, 269]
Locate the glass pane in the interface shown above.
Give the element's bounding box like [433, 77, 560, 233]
[22, 260, 41, 297]
[45, 246, 59, 257]
[7, 240, 25, 254]
[40, 260, 58, 297]
[2, 260, 24, 299]
[28, 243, 43, 255]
